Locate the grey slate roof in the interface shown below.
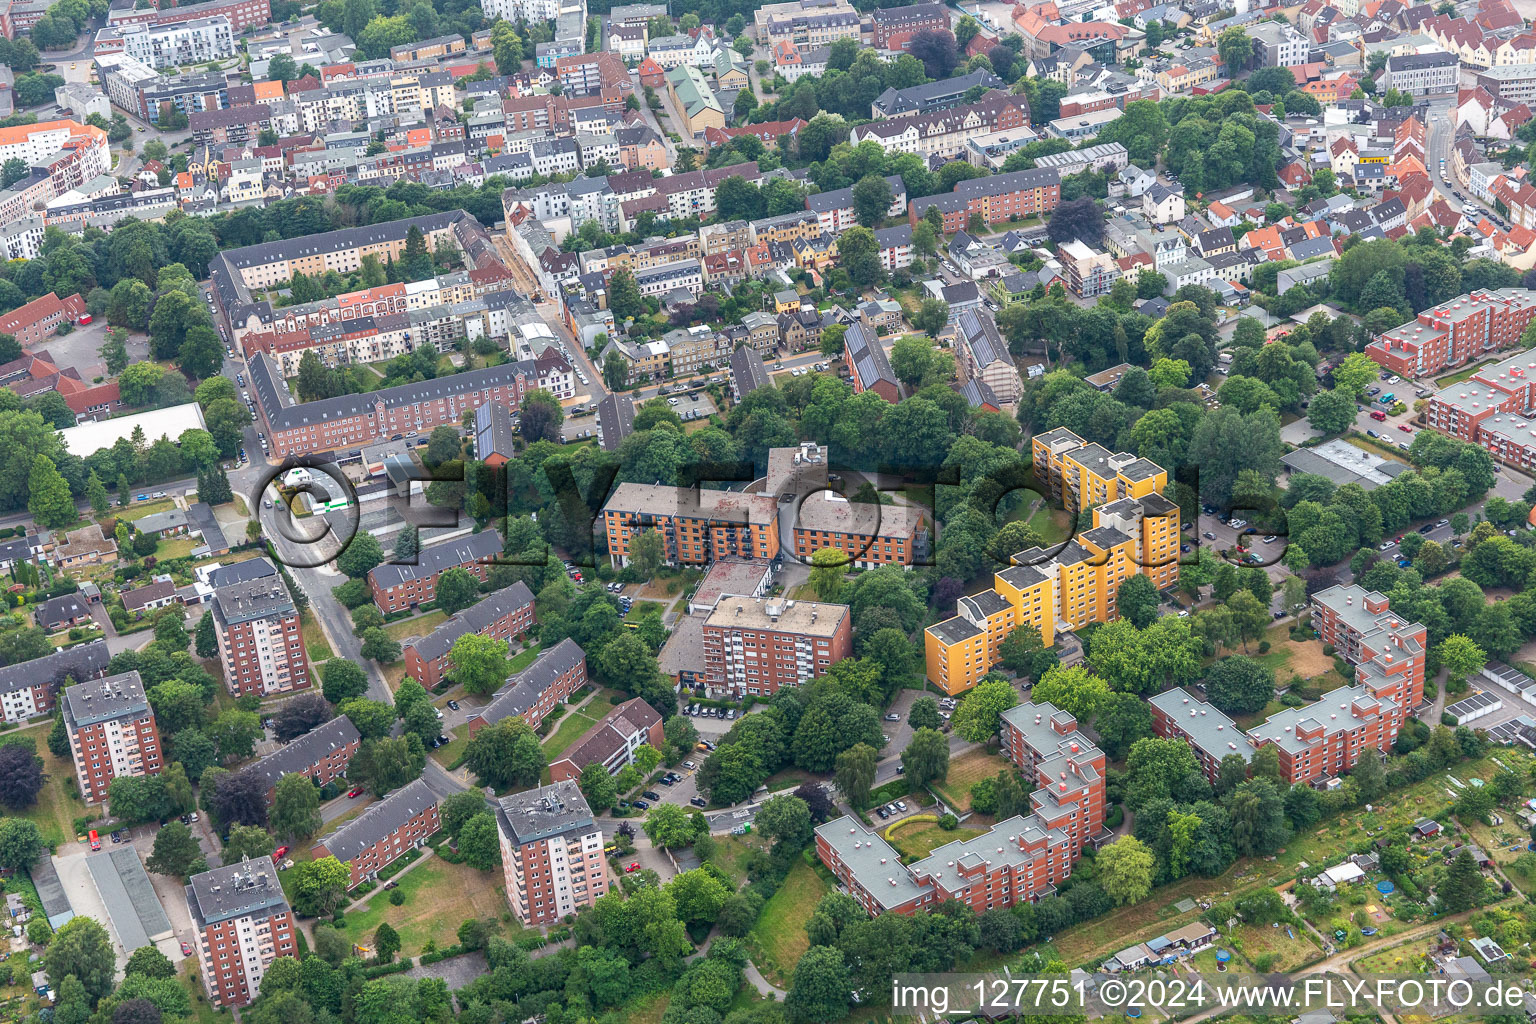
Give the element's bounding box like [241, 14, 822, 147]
[494, 780, 595, 845]
[404, 582, 534, 663]
[476, 637, 586, 727]
[315, 778, 438, 862]
[596, 392, 637, 452]
[62, 670, 148, 729]
[213, 575, 296, 626]
[243, 716, 361, 790]
[0, 640, 109, 699]
[731, 345, 772, 399]
[187, 502, 228, 552]
[186, 856, 288, 928]
[36, 593, 89, 628]
[133, 509, 189, 534]
[87, 848, 171, 953]
[368, 531, 502, 589]
[208, 557, 277, 589]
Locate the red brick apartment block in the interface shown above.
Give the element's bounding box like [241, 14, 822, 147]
[402, 582, 534, 687]
[61, 669, 162, 805]
[468, 637, 587, 734]
[311, 778, 440, 888]
[816, 701, 1106, 917]
[368, 531, 502, 613]
[0, 292, 84, 348]
[186, 857, 296, 1007]
[210, 575, 311, 696]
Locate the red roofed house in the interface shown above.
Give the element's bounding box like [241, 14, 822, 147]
[703, 118, 807, 149]
[637, 57, 665, 88]
[1278, 161, 1311, 187]
[0, 292, 84, 348]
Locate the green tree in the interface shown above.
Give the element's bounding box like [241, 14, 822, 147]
[223, 825, 274, 864]
[1308, 387, 1355, 434]
[834, 742, 877, 809]
[27, 454, 74, 528]
[45, 917, 116, 1003]
[785, 946, 851, 1024]
[1030, 664, 1109, 722]
[756, 793, 813, 853]
[950, 677, 1018, 742]
[124, 946, 176, 980]
[1437, 634, 1486, 684]
[1440, 848, 1484, 912]
[271, 773, 322, 841]
[146, 821, 203, 878]
[86, 472, 109, 515]
[579, 763, 618, 811]
[448, 633, 513, 695]
[1115, 575, 1160, 628]
[464, 718, 544, 789]
[1205, 655, 1275, 715]
[433, 568, 480, 616]
[1098, 836, 1155, 905]
[360, 627, 401, 664]
[321, 660, 367, 704]
[336, 533, 386, 579]
[901, 727, 949, 786]
[807, 546, 847, 601]
[644, 802, 703, 848]
[0, 818, 43, 871]
[458, 813, 501, 871]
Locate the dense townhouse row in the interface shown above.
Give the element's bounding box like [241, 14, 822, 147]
[493, 781, 609, 926]
[311, 778, 441, 889]
[402, 582, 535, 687]
[0, 640, 110, 724]
[816, 701, 1105, 916]
[925, 430, 1179, 694]
[367, 532, 503, 613]
[908, 168, 1061, 233]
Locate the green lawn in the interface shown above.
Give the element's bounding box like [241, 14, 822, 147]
[1435, 359, 1497, 388]
[887, 821, 987, 860]
[507, 643, 542, 674]
[301, 608, 334, 663]
[155, 536, 201, 560]
[747, 857, 829, 987]
[542, 709, 600, 756]
[384, 609, 448, 642]
[708, 833, 768, 887]
[336, 856, 518, 955]
[931, 748, 1015, 813]
[1027, 505, 1071, 545]
[431, 723, 470, 767]
[11, 721, 87, 847]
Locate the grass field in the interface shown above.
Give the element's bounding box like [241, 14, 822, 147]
[7, 720, 86, 846]
[543, 708, 601, 756]
[931, 748, 1014, 813]
[385, 610, 447, 642]
[154, 536, 201, 560]
[1028, 505, 1071, 545]
[887, 820, 987, 860]
[708, 833, 768, 887]
[507, 643, 541, 674]
[301, 609, 334, 663]
[336, 856, 515, 955]
[747, 858, 829, 987]
[1436, 360, 1496, 388]
[431, 723, 470, 767]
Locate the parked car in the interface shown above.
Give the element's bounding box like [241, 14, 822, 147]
[690, 797, 707, 807]
[347, 787, 364, 798]
[180, 941, 193, 956]
[632, 799, 650, 810]
[274, 846, 289, 860]
[643, 791, 660, 801]
[884, 713, 900, 721]
[1370, 410, 1387, 421]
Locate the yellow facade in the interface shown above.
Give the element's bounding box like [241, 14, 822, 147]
[925, 428, 1179, 692]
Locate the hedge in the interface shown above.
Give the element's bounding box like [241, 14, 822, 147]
[360, 959, 415, 978]
[418, 944, 465, 965]
[883, 814, 937, 841]
[376, 847, 423, 880]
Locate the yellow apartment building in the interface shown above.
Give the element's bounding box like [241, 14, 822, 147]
[925, 429, 1180, 693]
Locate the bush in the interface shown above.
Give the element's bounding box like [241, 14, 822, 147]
[1258, 640, 1271, 654]
[939, 813, 958, 830]
[389, 888, 405, 906]
[377, 847, 422, 880]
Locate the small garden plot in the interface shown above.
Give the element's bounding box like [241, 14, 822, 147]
[930, 748, 1015, 814]
[1355, 939, 1433, 974]
[384, 609, 447, 642]
[1230, 922, 1320, 972]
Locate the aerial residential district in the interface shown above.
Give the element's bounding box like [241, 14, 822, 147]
[2, 0, 1536, 1022]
